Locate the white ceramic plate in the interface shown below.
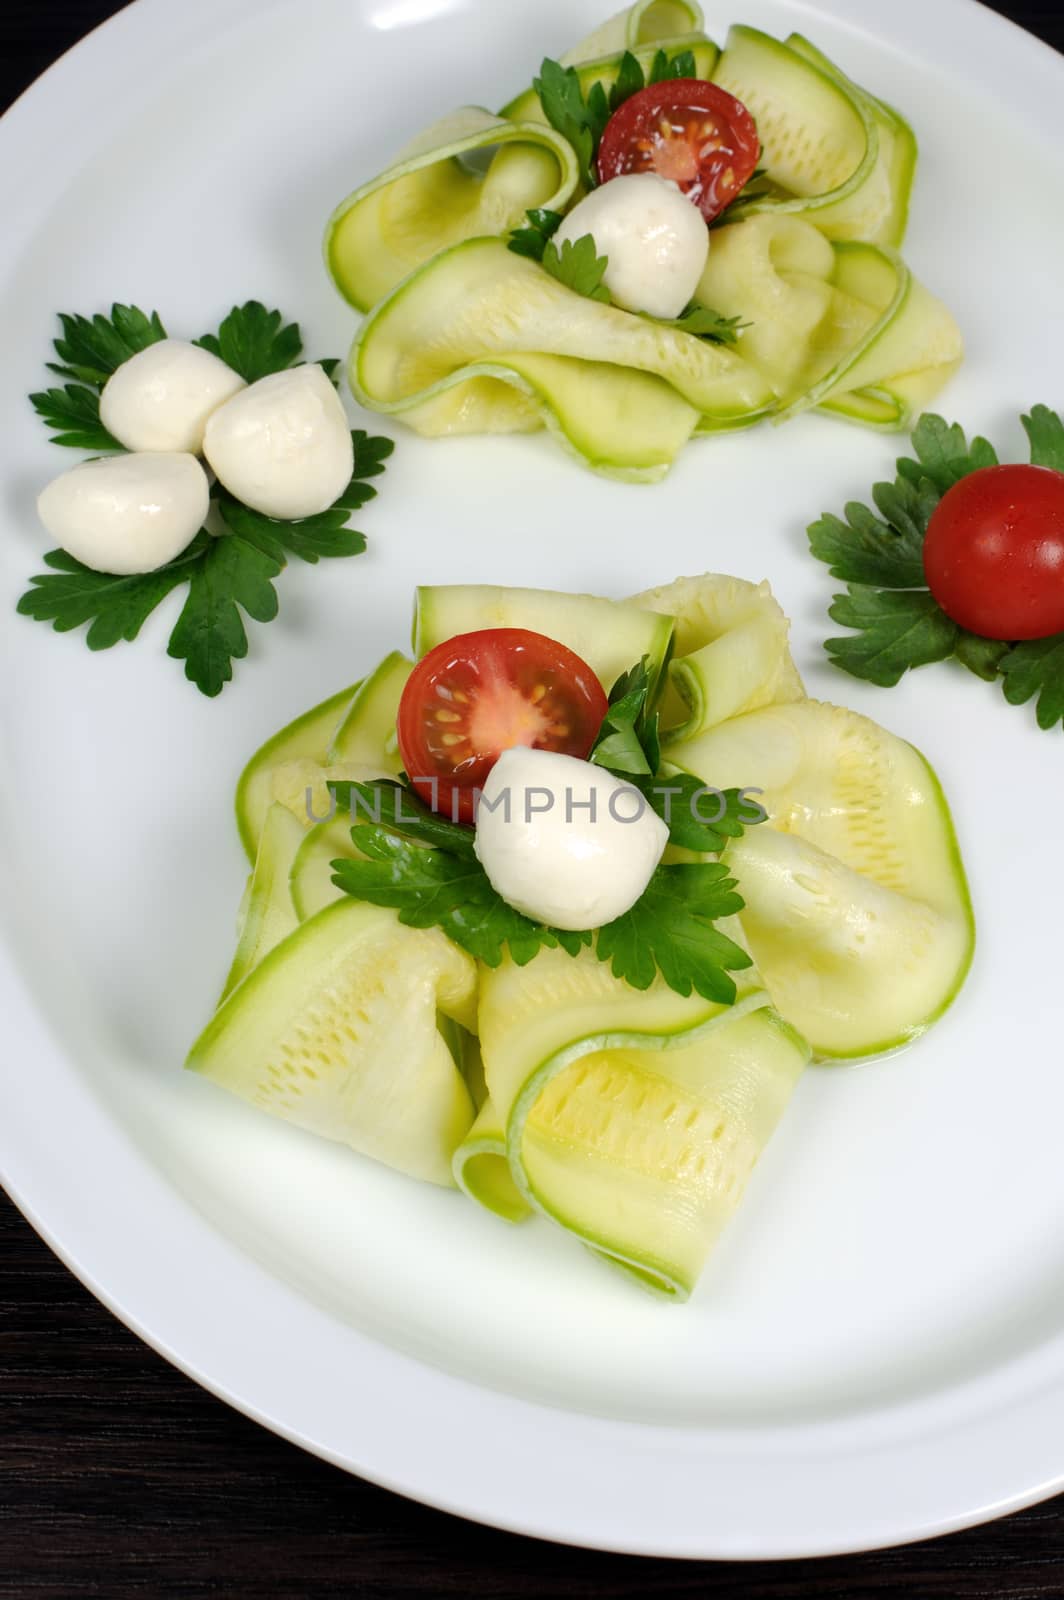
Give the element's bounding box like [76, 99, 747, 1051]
[2, 0, 1064, 1559]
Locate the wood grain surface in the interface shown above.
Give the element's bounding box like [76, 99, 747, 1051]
[3, 4, 1064, 1594]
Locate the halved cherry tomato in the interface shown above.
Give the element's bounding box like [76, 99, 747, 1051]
[923, 464, 1064, 641]
[596, 79, 760, 223]
[397, 629, 609, 823]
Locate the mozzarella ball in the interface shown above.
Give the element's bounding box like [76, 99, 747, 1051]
[555, 173, 710, 320]
[203, 365, 354, 519]
[99, 339, 246, 453]
[37, 452, 209, 575]
[474, 748, 669, 932]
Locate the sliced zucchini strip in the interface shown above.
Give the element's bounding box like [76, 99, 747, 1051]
[289, 815, 364, 923]
[188, 901, 478, 1187]
[325, 111, 581, 312]
[233, 652, 407, 874]
[328, 650, 411, 769]
[695, 218, 962, 425]
[559, 0, 706, 66]
[725, 827, 973, 1059]
[235, 682, 360, 863]
[629, 572, 805, 740]
[695, 214, 840, 399]
[350, 236, 775, 482]
[668, 700, 975, 1057]
[221, 803, 304, 1003]
[712, 27, 877, 224]
[453, 1096, 531, 1225]
[479, 945, 809, 1298]
[807, 246, 964, 430]
[784, 33, 916, 248]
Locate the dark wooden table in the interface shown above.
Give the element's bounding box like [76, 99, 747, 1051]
[4, 4, 1064, 1595]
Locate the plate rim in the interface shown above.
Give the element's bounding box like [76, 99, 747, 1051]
[2, 0, 1064, 1559]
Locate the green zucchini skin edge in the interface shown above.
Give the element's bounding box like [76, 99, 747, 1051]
[502, 989, 808, 1300]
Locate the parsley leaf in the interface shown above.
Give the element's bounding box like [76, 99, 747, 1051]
[162, 429, 390, 693]
[590, 657, 660, 775]
[825, 588, 960, 687]
[542, 234, 612, 302]
[46, 305, 167, 386]
[953, 632, 1009, 682]
[331, 829, 589, 966]
[1023, 404, 1064, 472]
[29, 384, 122, 452]
[999, 637, 1064, 730]
[194, 301, 304, 383]
[218, 490, 368, 565]
[635, 776, 760, 853]
[213, 431, 390, 564]
[332, 829, 749, 998]
[335, 777, 478, 858]
[31, 304, 168, 449]
[808, 490, 928, 588]
[533, 59, 607, 188]
[167, 533, 282, 698]
[533, 50, 705, 186]
[648, 47, 698, 83]
[657, 305, 747, 346]
[508, 208, 563, 263]
[590, 662, 765, 853]
[15, 541, 201, 650]
[896, 413, 998, 494]
[348, 427, 394, 477]
[609, 50, 646, 111]
[596, 863, 751, 1004]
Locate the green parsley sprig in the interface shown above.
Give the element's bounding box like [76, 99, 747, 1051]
[808, 406, 1064, 730]
[507, 214, 749, 343]
[588, 657, 761, 853]
[655, 305, 747, 346]
[543, 234, 612, 301]
[21, 302, 393, 697]
[506, 208, 563, 263]
[532, 49, 698, 189]
[326, 661, 763, 1002]
[330, 777, 591, 965]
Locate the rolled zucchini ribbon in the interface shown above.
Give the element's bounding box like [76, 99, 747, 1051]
[325, 2, 958, 478]
[638, 575, 975, 1062]
[325, 109, 582, 315]
[467, 944, 809, 1299]
[559, 0, 708, 66]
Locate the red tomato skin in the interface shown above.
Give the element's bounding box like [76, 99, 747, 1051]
[396, 629, 609, 823]
[922, 465, 1064, 641]
[596, 79, 760, 222]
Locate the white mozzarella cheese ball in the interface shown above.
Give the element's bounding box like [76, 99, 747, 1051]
[555, 172, 710, 320]
[37, 452, 209, 574]
[203, 365, 354, 519]
[474, 747, 669, 932]
[99, 339, 246, 453]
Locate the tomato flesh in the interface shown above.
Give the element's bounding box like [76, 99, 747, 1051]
[923, 464, 1064, 641]
[396, 629, 609, 822]
[596, 79, 760, 223]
